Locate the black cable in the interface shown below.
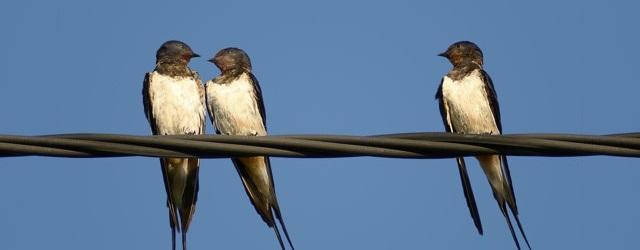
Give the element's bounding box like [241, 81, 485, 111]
[0, 132, 639, 159]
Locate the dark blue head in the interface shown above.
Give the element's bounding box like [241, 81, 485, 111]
[155, 40, 200, 64]
[208, 47, 252, 73]
[438, 41, 484, 67]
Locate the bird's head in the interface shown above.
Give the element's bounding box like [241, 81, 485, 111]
[438, 41, 484, 67]
[155, 40, 200, 65]
[208, 47, 252, 73]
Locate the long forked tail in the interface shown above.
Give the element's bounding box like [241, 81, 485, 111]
[499, 203, 521, 250]
[161, 158, 199, 250]
[500, 156, 531, 249]
[181, 230, 188, 250]
[479, 155, 531, 249]
[168, 206, 177, 250]
[179, 158, 200, 250]
[499, 203, 532, 250]
[272, 205, 295, 250]
[455, 157, 483, 234]
[512, 209, 531, 249]
[232, 156, 294, 249]
[160, 158, 179, 250]
[272, 221, 285, 250]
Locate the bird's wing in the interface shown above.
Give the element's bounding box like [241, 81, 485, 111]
[192, 70, 207, 135]
[231, 155, 293, 250]
[143, 73, 179, 249]
[204, 80, 221, 135]
[436, 77, 483, 235]
[479, 70, 531, 249]
[248, 72, 267, 130]
[142, 73, 158, 135]
[178, 157, 200, 250]
[479, 70, 516, 206]
[234, 73, 293, 249]
[480, 70, 502, 133]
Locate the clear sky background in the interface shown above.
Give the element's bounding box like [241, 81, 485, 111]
[0, 0, 639, 249]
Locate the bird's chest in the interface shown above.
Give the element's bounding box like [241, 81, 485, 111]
[149, 73, 203, 135]
[206, 77, 265, 136]
[442, 74, 498, 134]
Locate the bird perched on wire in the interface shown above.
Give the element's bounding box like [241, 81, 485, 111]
[205, 47, 294, 250]
[142, 40, 205, 250]
[435, 41, 531, 249]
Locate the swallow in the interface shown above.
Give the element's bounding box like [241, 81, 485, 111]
[142, 40, 205, 250]
[204, 47, 294, 250]
[435, 41, 531, 249]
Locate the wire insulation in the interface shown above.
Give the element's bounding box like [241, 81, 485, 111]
[0, 132, 638, 159]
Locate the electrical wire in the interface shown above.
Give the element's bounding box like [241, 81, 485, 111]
[0, 132, 639, 159]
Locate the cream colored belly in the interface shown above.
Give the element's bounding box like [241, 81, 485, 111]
[442, 72, 499, 134]
[206, 74, 266, 136]
[149, 72, 204, 136]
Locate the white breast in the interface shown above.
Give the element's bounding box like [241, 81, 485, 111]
[148, 71, 204, 135]
[205, 73, 266, 136]
[442, 69, 499, 134]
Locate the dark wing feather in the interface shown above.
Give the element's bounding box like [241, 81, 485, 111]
[248, 72, 267, 130]
[142, 74, 172, 214]
[264, 157, 295, 249]
[191, 70, 207, 135]
[480, 70, 502, 133]
[480, 70, 516, 206]
[143, 73, 179, 249]
[240, 72, 293, 249]
[436, 78, 483, 235]
[160, 159, 179, 250]
[231, 156, 294, 250]
[481, 70, 531, 249]
[180, 158, 200, 245]
[232, 157, 273, 225]
[142, 73, 158, 135]
[204, 81, 221, 135]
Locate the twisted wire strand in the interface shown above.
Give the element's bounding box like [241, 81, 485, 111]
[0, 132, 640, 159]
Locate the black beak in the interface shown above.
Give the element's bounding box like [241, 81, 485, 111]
[191, 53, 200, 58]
[207, 58, 215, 63]
[437, 52, 447, 58]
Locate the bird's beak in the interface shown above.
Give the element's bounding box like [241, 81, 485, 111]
[207, 58, 215, 63]
[437, 52, 447, 58]
[191, 53, 200, 58]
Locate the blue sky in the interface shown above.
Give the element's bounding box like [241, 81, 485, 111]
[0, 0, 639, 249]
